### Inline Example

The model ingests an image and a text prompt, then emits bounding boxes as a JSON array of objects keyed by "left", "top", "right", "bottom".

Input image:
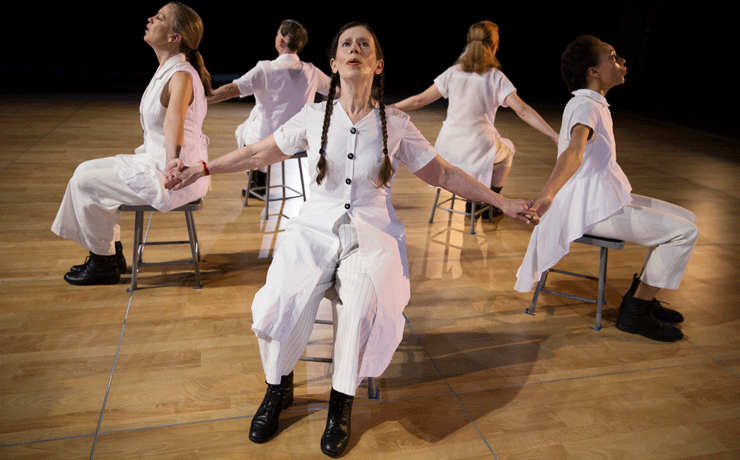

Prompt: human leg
[
  {"left": 251, "top": 274, "right": 336, "bottom": 443},
  {"left": 483, "top": 139, "right": 516, "bottom": 218},
  {"left": 321, "top": 217, "right": 378, "bottom": 457},
  {"left": 588, "top": 196, "right": 698, "bottom": 340},
  {"left": 52, "top": 157, "right": 147, "bottom": 284}
]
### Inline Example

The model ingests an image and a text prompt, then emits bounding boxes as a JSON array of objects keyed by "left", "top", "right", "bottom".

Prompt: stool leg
[
  {"left": 280, "top": 160, "right": 287, "bottom": 201},
  {"left": 594, "top": 247, "right": 608, "bottom": 331},
  {"left": 526, "top": 270, "right": 549, "bottom": 315},
  {"left": 184, "top": 211, "right": 202, "bottom": 288},
  {"left": 129, "top": 210, "right": 144, "bottom": 292},
  {"left": 469, "top": 201, "right": 476, "bottom": 235},
  {"left": 296, "top": 155, "right": 307, "bottom": 202},
  {"left": 264, "top": 164, "right": 272, "bottom": 221},
  {"left": 244, "top": 170, "right": 252, "bottom": 207},
  {"left": 429, "top": 188, "right": 441, "bottom": 223},
  {"left": 367, "top": 377, "right": 379, "bottom": 399}
]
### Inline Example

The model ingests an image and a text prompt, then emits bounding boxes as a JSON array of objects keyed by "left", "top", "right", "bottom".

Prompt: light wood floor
[{"left": 1, "top": 96, "right": 739, "bottom": 459}]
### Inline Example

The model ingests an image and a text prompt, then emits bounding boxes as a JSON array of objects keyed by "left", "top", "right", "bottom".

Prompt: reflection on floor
[{"left": 1, "top": 98, "right": 738, "bottom": 459}]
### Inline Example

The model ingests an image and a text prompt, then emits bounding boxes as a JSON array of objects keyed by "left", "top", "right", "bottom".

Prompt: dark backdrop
[{"left": 3, "top": 0, "right": 735, "bottom": 140}]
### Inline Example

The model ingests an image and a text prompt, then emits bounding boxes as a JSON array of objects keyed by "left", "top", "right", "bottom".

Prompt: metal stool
[
  {"left": 119, "top": 199, "right": 203, "bottom": 291},
  {"left": 525, "top": 234, "right": 625, "bottom": 330},
  {"left": 244, "top": 152, "right": 307, "bottom": 220},
  {"left": 299, "top": 318, "right": 379, "bottom": 400},
  {"left": 428, "top": 187, "right": 493, "bottom": 235}
]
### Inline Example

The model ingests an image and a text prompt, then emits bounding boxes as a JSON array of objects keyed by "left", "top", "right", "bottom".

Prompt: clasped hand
[{"left": 165, "top": 157, "right": 205, "bottom": 191}]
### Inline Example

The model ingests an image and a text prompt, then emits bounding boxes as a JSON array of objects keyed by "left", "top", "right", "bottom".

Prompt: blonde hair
[{"left": 457, "top": 21, "right": 501, "bottom": 74}]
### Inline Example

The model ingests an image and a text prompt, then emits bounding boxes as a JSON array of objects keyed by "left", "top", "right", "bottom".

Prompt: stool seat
[
  {"left": 525, "top": 234, "right": 625, "bottom": 330},
  {"left": 244, "top": 152, "right": 307, "bottom": 220},
  {"left": 120, "top": 199, "right": 203, "bottom": 291},
  {"left": 428, "top": 187, "right": 493, "bottom": 235}
]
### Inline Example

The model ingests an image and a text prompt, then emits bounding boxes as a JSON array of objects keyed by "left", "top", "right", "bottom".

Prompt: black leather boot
[
  {"left": 70, "top": 242, "right": 126, "bottom": 275},
  {"left": 620, "top": 273, "right": 684, "bottom": 324},
  {"left": 320, "top": 388, "right": 354, "bottom": 457},
  {"left": 249, "top": 372, "right": 294, "bottom": 443},
  {"left": 64, "top": 252, "right": 120, "bottom": 285},
  {"left": 616, "top": 293, "right": 683, "bottom": 342}
]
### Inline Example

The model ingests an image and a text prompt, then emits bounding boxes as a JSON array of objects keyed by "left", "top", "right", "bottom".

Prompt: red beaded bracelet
[{"left": 200, "top": 160, "right": 210, "bottom": 176}]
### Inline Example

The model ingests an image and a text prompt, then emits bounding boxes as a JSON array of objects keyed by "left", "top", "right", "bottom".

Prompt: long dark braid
[
  {"left": 375, "top": 72, "right": 394, "bottom": 188},
  {"left": 316, "top": 72, "right": 340, "bottom": 185}
]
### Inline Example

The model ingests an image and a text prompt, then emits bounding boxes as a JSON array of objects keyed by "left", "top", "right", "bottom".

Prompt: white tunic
[
  {"left": 117, "top": 53, "right": 210, "bottom": 212},
  {"left": 433, "top": 65, "right": 517, "bottom": 185},
  {"left": 251, "top": 101, "right": 437, "bottom": 377},
  {"left": 515, "top": 89, "right": 632, "bottom": 291},
  {"left": 233, "top": 54, "right": 332, "bottom": 146}
]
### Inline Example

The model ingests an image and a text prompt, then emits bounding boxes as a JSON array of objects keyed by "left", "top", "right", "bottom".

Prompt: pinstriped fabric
[{"left": 259, "top": 214, "right": 378, "bottom": 395}]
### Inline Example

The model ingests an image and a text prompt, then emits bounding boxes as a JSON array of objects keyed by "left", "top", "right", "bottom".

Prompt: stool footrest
[{"left": 526, "top": 235, "right": 625, "bottom": 330}]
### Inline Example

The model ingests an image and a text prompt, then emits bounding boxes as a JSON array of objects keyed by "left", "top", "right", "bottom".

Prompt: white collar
[
  {"left": 275, "top": 53, "right": 300, "bottom": 62},
  {"left": 572, "top": 88, "right": 609, "bottom": 107}
]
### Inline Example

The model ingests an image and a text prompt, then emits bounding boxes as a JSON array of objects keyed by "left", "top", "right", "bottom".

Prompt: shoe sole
[
  {"left": 64, "top": 275, "right": 121, "bottom": 286},
  {"left": 248, "top": 395, "right": 293, "bottom": 444},
  {"left": 615, "top": 321, "right": 683, "bottom": 342}
]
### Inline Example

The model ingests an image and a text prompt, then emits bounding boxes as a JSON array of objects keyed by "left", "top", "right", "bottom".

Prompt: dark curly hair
[{"left": 560, "top": 35, "right": 602, "bottom": 93}]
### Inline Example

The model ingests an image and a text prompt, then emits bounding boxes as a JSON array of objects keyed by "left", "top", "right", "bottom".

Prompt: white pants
[
  {"left": 52, "top": 157, "right": 150, "bottom": 255},
  {"left": 588, "top": 194, "right": 698, "bottom": 290},
  {"left": 258, "top": 214, "right": 378, "bottom": 396}
]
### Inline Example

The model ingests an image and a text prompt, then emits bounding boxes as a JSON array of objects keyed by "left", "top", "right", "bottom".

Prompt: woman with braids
[
  {"left": 168, "top": 22, "right": 536, "bottom": 457},
  {"left": 392, "top": 20, "right": 558, "bottom": 216},
  {"left": 516, "top": 35, "right": 698, "bottom": 342},
  {"left": 207, "top": 19, "right": 331, "bottom": 193},
  {"left": 52, "top": 2, "right": 212, "bottom": 286}
]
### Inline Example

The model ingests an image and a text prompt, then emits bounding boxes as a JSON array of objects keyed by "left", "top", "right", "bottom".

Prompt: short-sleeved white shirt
[
  {"left": 233, "top": 54, "right": 331, "bottom": 146},
  {"left": 433, "top": 65, "right": 516, "bottom": 185},
  {"left": 250, "top": 100, "right": 437, "bottom": 377},
  {"left": 515, "top": 89, "right": 632, "bottom": 291}
]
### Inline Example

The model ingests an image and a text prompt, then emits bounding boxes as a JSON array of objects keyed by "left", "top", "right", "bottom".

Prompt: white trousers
[
  {"left": 258, "top": 214, "right": 378, "bottom": 396},
  {"left": 52, "top": 156, "right": 150, "bottom": 255},
  {"left": 588, "top": 194, "right": 698, "bottom": 290}
]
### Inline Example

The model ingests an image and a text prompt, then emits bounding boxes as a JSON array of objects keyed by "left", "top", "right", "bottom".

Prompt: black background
[{"left": 3, "top": 1, "right": 735, "bottom": 140}]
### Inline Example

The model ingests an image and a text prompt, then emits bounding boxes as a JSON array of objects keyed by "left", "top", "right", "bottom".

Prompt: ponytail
[
  {"left": 169, "top": 2, "right": 213, "bottom": 95},
  {"left": 457, "top": 21, "right": 500, "bottom": 74}
]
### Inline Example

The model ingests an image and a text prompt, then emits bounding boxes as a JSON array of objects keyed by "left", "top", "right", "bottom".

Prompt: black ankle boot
[
  {"left": 616, "top": 293, "right": 683, "bottom": 342},
  {"left": 249, "top": 372, "right": 294, "bottom": 443},
  {"left": 320, "top": 388, "right": 354, "bottom": 457},
  {"left": 114, "top": 241, "right": 127, "bottom": 274},
  {"left": 70, "top": 242, "right": 126, "bottom": 275},
  {"left": 64, "top": 252, "right": 120, "bottom": 286},
  {"left": 620, "top": 274, "right": 684, "bottom": 324}
]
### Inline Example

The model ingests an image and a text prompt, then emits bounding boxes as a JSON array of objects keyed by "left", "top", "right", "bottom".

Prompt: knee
[{"left": 685, "top": 221, "right": 699, "bottom": 245}]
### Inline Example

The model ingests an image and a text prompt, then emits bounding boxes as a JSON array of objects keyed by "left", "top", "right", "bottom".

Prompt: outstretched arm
[
  {"left": 505, "top": 92, "right": 559, "bottom": 145},
  {"left": 207, "top": 82, "right": 241, "bottom": 104},
  {"left": 390, "top": 83, "right": 442, "bottom": 112},
  {"left": 166, "top": 134, "right": 290, "bottom": 190},
  {"left": 413, "top": 154, "right": 537, "bottom": 224},
  {"left": 530, "top": 123, "right": 591, "bottom": 216}
]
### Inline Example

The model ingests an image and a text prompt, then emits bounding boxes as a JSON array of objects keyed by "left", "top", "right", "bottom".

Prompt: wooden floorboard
[{"left": 1, "top": 97, "right": 738, "bottom": 459}]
